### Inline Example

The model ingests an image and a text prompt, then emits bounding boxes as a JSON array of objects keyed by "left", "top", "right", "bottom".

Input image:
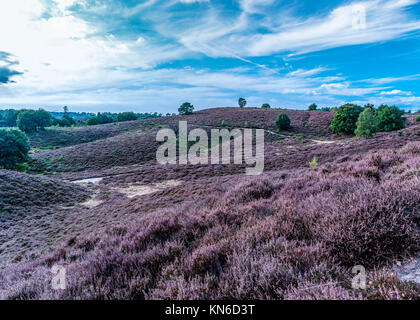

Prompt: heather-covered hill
[
  {"left": 0, "top": 170, "right": 90, "bottom": 216},
  {"left": 0, "top": 170, "right": 91, "bottom": 266},
  {"left": 1, "top": 142, "right": 419, "bottom": 300},
  {"left": 27, "top": 107, "right": 333, "bottom": 151},
  {"left": 152, "top": 107, "right": 334, "bottom": 135}
]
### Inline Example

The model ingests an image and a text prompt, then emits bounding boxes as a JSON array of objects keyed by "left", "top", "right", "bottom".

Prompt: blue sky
[{"left": 0, "top": 0, "right": 420, "bottom": 113}]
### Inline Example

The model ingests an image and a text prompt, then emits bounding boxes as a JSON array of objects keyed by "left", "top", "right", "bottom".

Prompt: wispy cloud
[{"left": 0, "top": 0, "right": 419, "bottom": 110}]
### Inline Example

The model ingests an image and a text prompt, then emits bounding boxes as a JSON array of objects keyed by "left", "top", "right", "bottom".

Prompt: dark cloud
[{"left": 0, "top": 51, "right": 23, "bottom": 84}]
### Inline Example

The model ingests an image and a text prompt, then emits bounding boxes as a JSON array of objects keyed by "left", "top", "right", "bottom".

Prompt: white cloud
[{"left": 380, "top": 89, "right": 412, "bottom": 95}]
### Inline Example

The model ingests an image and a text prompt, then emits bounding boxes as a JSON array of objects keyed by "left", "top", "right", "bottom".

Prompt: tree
[
  {"left": 275, "top": 113, "right": 291, "bottom": 130},
  {"left": 117, "top": 112, "right": 138, "bottom": 122},
  {"left": 355, "top": 108, "right": 376, "bottom": 138},
  {"left": 86, "top": 112, "right": 114, "bottom": 126},
  {"left": 4, "top": 109, "right": 20, "bottom": 127},
  {"left": 238, "top": 98, "right": 247, "bottom": 108},
  {"left": 261, "top": 103, "right": 271, "bottom": 109},
  {"left": 308, "top": 103, "right": 317, "bottom": 111},
  {"left": 330, "top": 104, "right": 363, "bottom": 134},
  {"left": 374, "top": 104, "right": 406, "bottom": 132},
  {"left": 0, "top": 129, "right": 30, "bottom": 169},
  {"left": 178, "top": 102, "right": 194, "bottom": 115},
  {"left": 17, "top": 109, "right": 53, "bottom": 133},
  {"left": 364, "top": 103, "right": 375, "bottom": 112}
]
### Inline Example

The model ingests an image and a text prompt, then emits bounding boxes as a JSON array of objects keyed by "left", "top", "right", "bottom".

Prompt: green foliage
[
  {"left": 221, "top": 120, "right": 225, "bottom": 127},
  {"left": 414, "top": 115, "right": 420, "bottom": 123},
  {"left": 374, "top": 104, "right": 406, "bottom": 132},
  {"left": 308, "top": 103, "right": 317, "bottom": 111},
  {"left": 309, "top": 156, "right": 318, "bottom": 168},
  {"left": 330, "top": 104, "right": 364, "bottom": 134},
  {"left": 117, "top": 112, "right": 138, "bottom": 122},
  {"left": 261, "top": 103, "right": 271, "bottom": 109},
  {"left": 355, "top": 108, "right": 376, "bottom": 138},
  {"left": 275, "top": 113, "right": 291, "bottom": 130},
  {"left": 86, "top": 112, "right": 115, "bottom": 126},
  {"left": 17, "top": 109, "right": 53, "bottom": 133},
  {"left": 319, "top": 107, "right": 332, "bottom": 112},
  {"left": 178, "top": 102, "right": 194, "bottom": 115},
  {"left": 4, "top": 109, "right": 21, "bottom": 127},
  {"left": 0, "top": 129, "right": 30, "bottom": 169},
  {"left": 364, "top": 103, "right": 375, "bottom": 111},
  {"left": 238, "top": 98, "right": 247, "bottom": 108}
]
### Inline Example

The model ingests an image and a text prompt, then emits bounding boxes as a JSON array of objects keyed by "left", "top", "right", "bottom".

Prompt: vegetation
[
  {"left": 308, "top": 103, "right": 317, "bottom": 111},
  {"left": 1, "top": 106, "right": 419, "bottom": 300},
  {"left": 330, "top": 104, "right": 364, "bottom": 134},
  {"left": 178, "top": 102, "right": 194, "bottom": 115},
  {"left": 415, "top": 115, "right": 420, "bottom": 123},
  {"left": 3, "top": 109, "right": 21, "bottom": 127},
  {"left": 275, "top": 113, "right": 291, "bottom": 130},
  {"left": 117, "top": 112, "right": 138, "bottom": 122},
  {"left": 17, "top": 109, "right": 53, "bottom": 133},
  {"left": 0, "top": 129, "right": 30, "bottom": 169},
  {"left": 261, "top": 103, "right": 271, "bottom": 109},
  {"left": 374, "top": 104, "right": 406, "bottom": 132},
  {"left": 86, "top": 113, "right": 115, "bottom": 126},
  {"left": 355, "top": 108, "right": 376, "bottom": 138},
  {"left": 309, "top": 156, "right": 318, "bottom": 168},
  {"left": 238, "top": 98, "right": 247, "bottom": 108}
]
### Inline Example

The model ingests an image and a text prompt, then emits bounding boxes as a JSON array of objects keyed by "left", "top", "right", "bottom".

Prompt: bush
[
  {"left": 0, "top": 129, "right": 30, "bottom": 169},
  {"left": 86, "top": 113, "right": 114, "bottom": 126},
  {"left": 53, "top": 114, "right": 75, "bottom": 127},
  {"left": 308, "top": 103, "right": 317, "bottom": 111},
  {"left": 374, "top": 105, "right": 406, "bottom": 132},
  {"left": 238, "top": 98, "right": 247, "bottom": 108},
  {"left": 117, "top": 112, "right": 138, "bottom": 122},
  {"left": 261, "top": 103, "right": 271, "bottom": 109},
  {"left": 275, "top": 113, "right": 291, "bottom": 130},
  {"left": 4, "top": 109, "right": 21, "bottom": 127},
  {"left": 355, "top": 108, "right": 376, "bottom": 138},
  {"left": 178, "top": 102, "right": 194, "bottom": 115},
  {"left": 330, "top": 104, "right": 363, "bottom": 134},
  {"left": 17, "top": 110, "right": 53, "bottom": 133},
  {"left": 415, "top": 116, "right": 420, "bottom": 123}
]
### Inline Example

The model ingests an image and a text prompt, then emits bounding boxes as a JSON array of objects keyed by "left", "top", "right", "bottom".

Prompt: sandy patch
[
  {"left": 73, "top": 177, "right": 104, "bottom": 184},
  {"left": 311, "top": 140, "right": 336, "bottom": 145},
  {"left": 81, "top": 199, "right": 104, "bottom": 208},
  {"left": 119, "top": 180, "right": 183, "bottom": 198}
]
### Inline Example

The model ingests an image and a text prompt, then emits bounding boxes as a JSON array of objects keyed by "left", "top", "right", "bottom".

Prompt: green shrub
[
  {"left": 117, "top": 112, "right": 138, "bottom": 122},
  {"left": 261, "top": 103, "right": 271, "bottom": 109},
  {"left": 374, "top": 104, "right": 406, "bottom": 132},
  {"left": 275, "top": 113, "right": 291, "bottom": 130},
  {"left": 178, "top": 102, "right": 194, "bottom": 115},
  {"left": 86, "top": 113, "right": 114, "bottom": 126},
  {"left": 355, "top": 108, "right": 376, "bottom": 138},
  {"left": 415, "top": 115, "right": 420, "bottom": 123},
  {"left": 221, "top": 120, "right": 225, "bottom": 127},
  {"left": 17, "top": 109, "right": 53, "bottom": 133},
  {"left": 309, "top": 156, "right": 318, "bottom": 168},
  {"left": 53, "top": 114, "right": 75, "bottom": 127},
  {"left": 238, "top": 98, "right": 247, "bottom": 108},
  {"left": 0, "top": 129, "right": 30, "bottom": 169},
  {"left": 330, "top": 104, "right": 363, "bottom": 134},
  {"left": 308, "top": 103, "right": 317, "bottom": 111},
  {"left": 4, "top": 109, "right": 21, "bottom": 127}
]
